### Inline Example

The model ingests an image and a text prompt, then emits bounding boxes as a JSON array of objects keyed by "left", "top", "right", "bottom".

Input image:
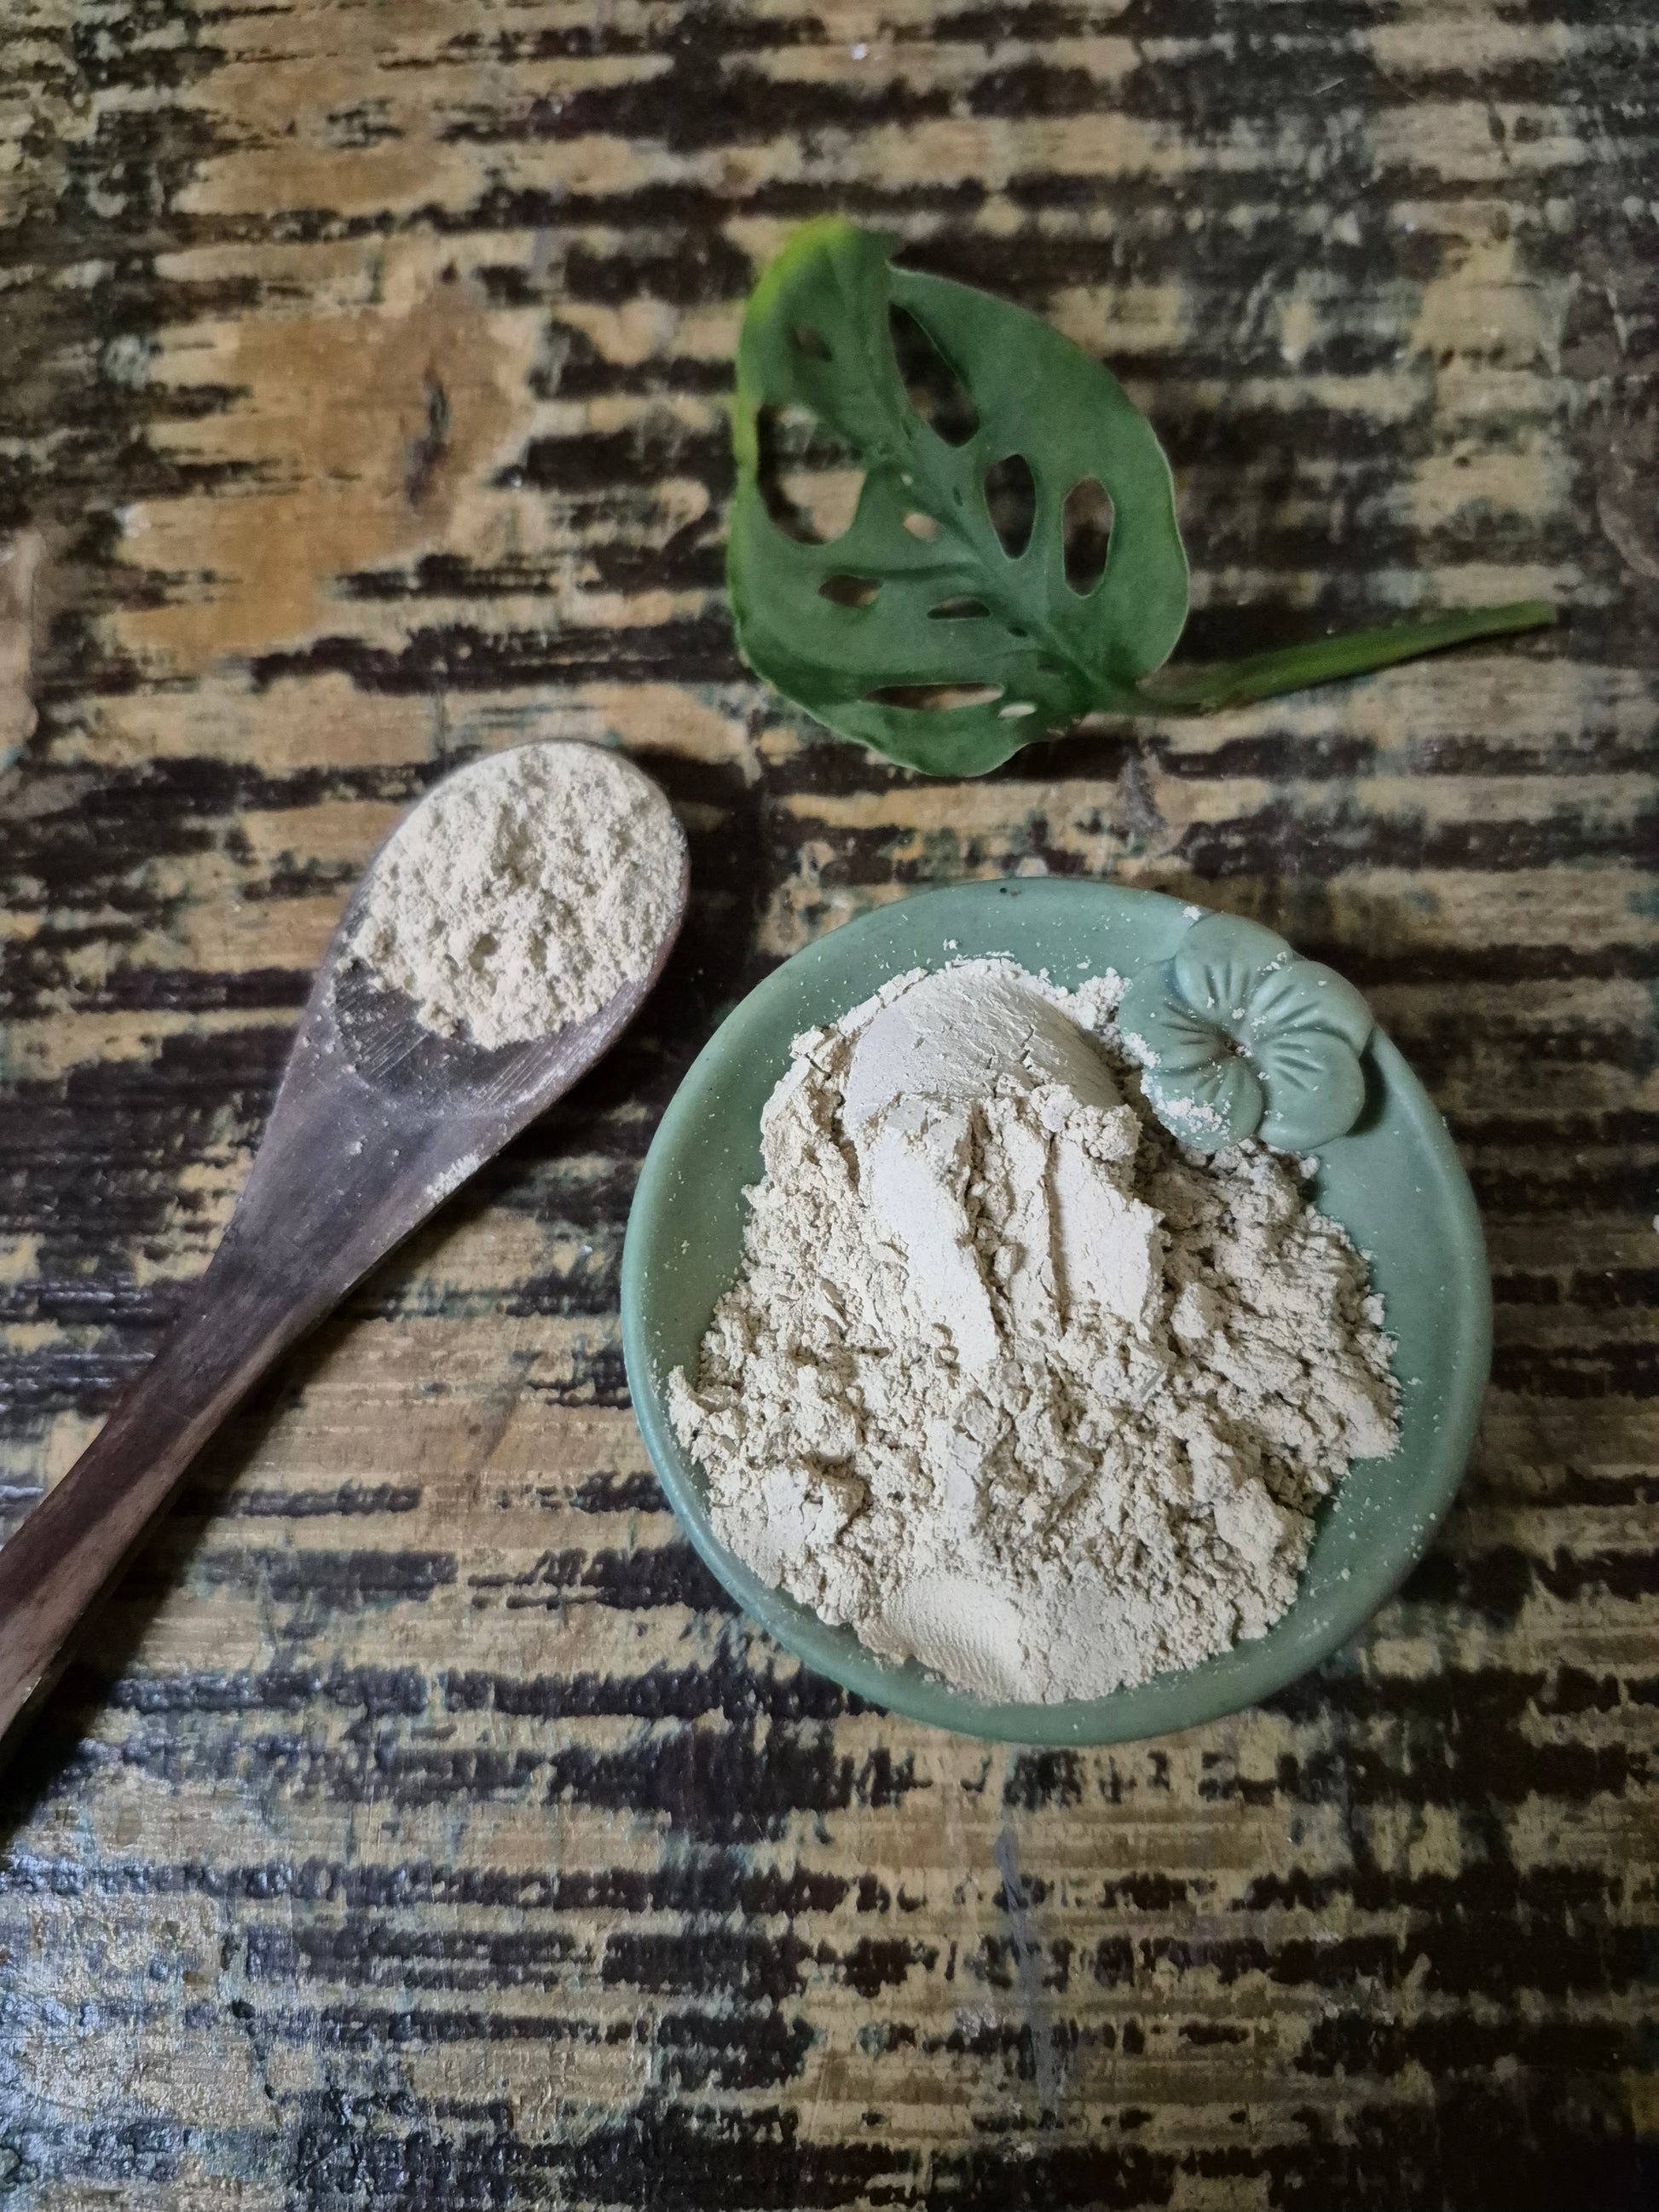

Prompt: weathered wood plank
[{"left": 1, "top": 0, "right": 1656, "bottom": 2204}]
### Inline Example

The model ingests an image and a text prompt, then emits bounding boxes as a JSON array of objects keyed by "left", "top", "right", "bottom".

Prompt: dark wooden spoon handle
[
  {"left": 0, "top": 1058, "right": 484, "bottom": 1756},
  {"left": 0, "top": 1250, "right": 315, "bottom": 1747},
  {"left": 0, "top": 1008, "right": 475, "bottom": 1756},
  {"left": 0, "top": 1013, "right": 592, "bottom": 1760}
]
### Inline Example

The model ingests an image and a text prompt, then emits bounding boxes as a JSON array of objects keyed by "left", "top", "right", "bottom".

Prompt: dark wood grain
[{"left": 0, "top": 2, "right": 1656, "bottom": 2208}]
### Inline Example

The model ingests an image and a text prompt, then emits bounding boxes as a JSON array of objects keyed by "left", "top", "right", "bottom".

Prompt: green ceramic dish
[{"left": 620, "top": 881, "right": 1490, "bottom": 1745}]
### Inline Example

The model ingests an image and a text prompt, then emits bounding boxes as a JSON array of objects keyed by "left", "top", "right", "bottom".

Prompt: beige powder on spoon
[{"left": 346, "top": 741, "right": 685, "bottom": 1048}]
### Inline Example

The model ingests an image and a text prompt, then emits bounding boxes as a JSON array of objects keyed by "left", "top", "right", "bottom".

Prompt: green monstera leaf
[
  {"left": 728, "top": 219, "right": 1554, "bottom": 776},
  {"left": 730, "top": 217, "right": 1189, "bottom": 772}
]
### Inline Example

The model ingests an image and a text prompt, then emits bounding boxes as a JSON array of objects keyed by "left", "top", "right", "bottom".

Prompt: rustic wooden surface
[{"left": 1, "top": 3, "right": 1656, "bottom": 2206}]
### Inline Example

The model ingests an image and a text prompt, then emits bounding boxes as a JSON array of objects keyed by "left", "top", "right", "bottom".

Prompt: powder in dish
[{"left": 668, "top": 959, "right": 1398, "bottom": 1704}]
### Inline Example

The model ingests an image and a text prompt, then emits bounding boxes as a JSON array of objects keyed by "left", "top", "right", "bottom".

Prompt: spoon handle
[
  {"left": 0, "top": 1244, "right": 327, "bottom": 1752},
  {"left": 0, "top": 1053, "right": 467, "bottom": 1760}
]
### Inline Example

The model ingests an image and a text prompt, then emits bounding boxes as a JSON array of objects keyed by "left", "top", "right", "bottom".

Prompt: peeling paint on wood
[{"left": 1, "top": 0, "right": 1656, "bottom": 2206}]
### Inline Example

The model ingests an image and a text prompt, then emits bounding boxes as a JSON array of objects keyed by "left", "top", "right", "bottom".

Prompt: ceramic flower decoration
[{"left": 1117, "top": 913, "right": 1374, "bottom": 1153}]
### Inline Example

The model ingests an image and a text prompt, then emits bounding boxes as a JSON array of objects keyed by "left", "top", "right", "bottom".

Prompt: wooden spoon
[{"left": 0, "top": 768, "right": 688, "bottom": 1762}]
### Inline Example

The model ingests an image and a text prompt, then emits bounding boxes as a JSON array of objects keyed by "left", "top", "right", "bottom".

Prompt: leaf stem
[{"left": 1138, "top": 600, "right": 1557, "bottom": 715}]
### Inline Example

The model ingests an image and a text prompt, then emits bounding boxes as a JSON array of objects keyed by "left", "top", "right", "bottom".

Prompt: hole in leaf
[
  {"left": 867, "top": 683, "right": 1003, "bottom": 711},
  {"left": 791, "top": 325, "right": 831, "bottom": 359},
  {"left": 984, "top": 453, "right": 1036, "bottom": 558},
  {"left": 998, "top": 701, "right": 1038, "bottom": 719},
  {"left": 819, "top": 574, "right": 880, "bottom": 609},
  {"left": 928, "top": 597, "right": 989, "bottom": 620},
  {"left": 1062, "top": 476, "right": 1114, "bottom": 594},
  {"left": 756, "top": 404, "right": 865, "bottom": 544},
  {"left": 888, "top": 305, "right": 979, "bottom": 445},
  {"left": 902, "top": 511, "right": 940, "bottom": 540}
]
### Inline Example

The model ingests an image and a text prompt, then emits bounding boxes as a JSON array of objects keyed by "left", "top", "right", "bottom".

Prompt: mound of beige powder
[
  {"left": 346, "top": 741, "right": 685, "bottom": 1049},
  {"left": 668, "top": 960, "right": 1397, "bottom": 1704}
]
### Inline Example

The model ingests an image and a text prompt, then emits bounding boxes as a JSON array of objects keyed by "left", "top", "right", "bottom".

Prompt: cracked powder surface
[{"left": 668, "top": 960, "right": 1398, "bottom": 1703}]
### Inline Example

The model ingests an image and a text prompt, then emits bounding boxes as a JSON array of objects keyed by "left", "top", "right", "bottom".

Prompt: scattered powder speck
[
  {"left": 668, "top": 958, "right": 1397, "bottom": 1703},
  {"left": 346, "top": 742, "right": 685, "bottom": 1048}
]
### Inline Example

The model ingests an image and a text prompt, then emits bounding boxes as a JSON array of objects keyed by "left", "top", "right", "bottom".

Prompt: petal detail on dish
[
  {"left": 1115, "top": 974, "right": 1228, "bottom": 1075},
  {"left": 1145, "top": 1054, "right": 1265, "bottom": 1152},
  {"left": 1171, "top": 913, "right": 1292, "bottom": 1034},
  {"left": 1252, "top": 1029, "right": 1368, "bottom": 1149},
  {"left": 1245, "top": 957, "right": 1373, "bottom": 1053}
]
